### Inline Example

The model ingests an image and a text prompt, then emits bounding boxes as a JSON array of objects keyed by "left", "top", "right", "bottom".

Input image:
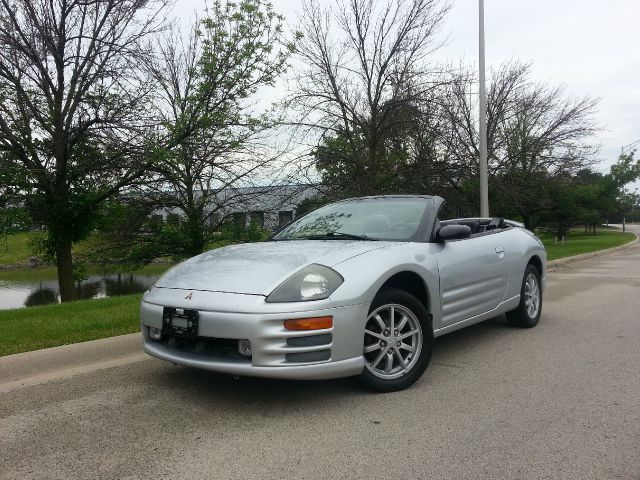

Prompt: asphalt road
[{"left": 2, "top": 230, "right": 639, "bottom": 480}]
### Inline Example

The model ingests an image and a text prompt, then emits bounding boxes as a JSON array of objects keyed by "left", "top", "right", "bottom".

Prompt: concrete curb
[
  {"left": 0, "top": 332, "right": 146, "bottom": 393},
  {"left": 547, "top": 232, "right": 639, "bottom": 271}
]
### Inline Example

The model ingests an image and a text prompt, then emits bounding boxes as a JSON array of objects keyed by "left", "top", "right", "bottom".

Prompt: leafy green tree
[
  {"left": 294, "top": 196, "right": 330, "bottom": 217},
  {"left": 91, "top": 0, "right": 296, "bottom": 265},
  {"left": 0, "top": 0, "right": 167, "bottom": 300},
  {"left": 544, "top": 178, "right": 580, "bottom": 239},
  {"left": 139, "top": 1, "right": 295, "bottom": 258},
  {"left": 598, "top": 152, "right": 640, "bottom": 222},
  {"left": 313, "top": 98, "right": 442, "bottom": 199},
  {"left": 538, "top": 153, "right": 640, "bottom": 237},
  {"left": 0, "top": 156, "right": 31, "bottom": 237}
]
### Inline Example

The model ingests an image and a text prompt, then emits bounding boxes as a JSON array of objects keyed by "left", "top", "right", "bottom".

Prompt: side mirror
[{"left": 437, "top": 224, "right": 472, "bottom": 242}]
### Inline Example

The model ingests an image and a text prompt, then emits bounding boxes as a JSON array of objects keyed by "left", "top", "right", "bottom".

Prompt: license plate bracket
[{"left": 162, "top": 307, "right": 199, "bottom": 338}]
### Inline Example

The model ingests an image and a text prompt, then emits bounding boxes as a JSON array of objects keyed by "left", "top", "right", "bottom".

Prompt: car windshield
[{"left": 272, "top": 198, "right": 430, "bottom": 241}]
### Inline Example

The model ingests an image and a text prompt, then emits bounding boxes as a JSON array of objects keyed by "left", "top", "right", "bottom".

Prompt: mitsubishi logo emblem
[{"left": 184, "top": 292, "right": 193, "bottom": 300}]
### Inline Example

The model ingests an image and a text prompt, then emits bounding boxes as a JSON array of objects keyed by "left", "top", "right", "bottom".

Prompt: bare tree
[
  {"left": 291, "top": 0, "right": 450, "bottom": 196},
  {"left": 438, "top": 62, "right": 599, "bottom": 223},
  {"left": 0, "top": 0, "right": 167, "bottom": 300}
]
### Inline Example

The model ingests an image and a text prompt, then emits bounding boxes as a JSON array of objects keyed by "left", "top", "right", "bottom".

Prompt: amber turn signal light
[{"left": 284, "top": 316, "right": 333, "bottom": 331}]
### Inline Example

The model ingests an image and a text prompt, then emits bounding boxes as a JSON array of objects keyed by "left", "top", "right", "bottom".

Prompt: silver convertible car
[{"left": 140, "top": 195, "right": 546, "bottom": 392}]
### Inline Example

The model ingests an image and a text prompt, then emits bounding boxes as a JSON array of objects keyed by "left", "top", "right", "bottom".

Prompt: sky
[{"left": 175, "top": 0, "right": 640, "bottom": 177}]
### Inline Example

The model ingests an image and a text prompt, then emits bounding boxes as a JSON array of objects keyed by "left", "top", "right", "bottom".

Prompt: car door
[{"left": 436, "top": 231, "right": 511, "bottom": 326}]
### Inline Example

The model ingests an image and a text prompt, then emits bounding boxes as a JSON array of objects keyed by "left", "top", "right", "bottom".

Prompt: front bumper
[
  {"left": 140, "top": 288, "right": 367, "bottom": 380},
  {"left": 143, "top": 342, "right": 363, "bottom": 380}
]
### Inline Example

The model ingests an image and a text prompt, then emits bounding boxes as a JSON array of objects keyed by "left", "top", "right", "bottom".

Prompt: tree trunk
[
  {"left": 556, "top": 223, "right": 567, "bottom": 240},
  {"left": 56, "top": 239, "right": 75, "bottom": 302},
  {"left": 185, "top": 210, "right": 206, "bottom": 257}
]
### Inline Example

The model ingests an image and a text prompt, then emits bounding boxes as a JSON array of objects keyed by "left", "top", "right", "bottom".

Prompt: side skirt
[{"left": 433, "top": 294, "right": 520, "bottom": 338}]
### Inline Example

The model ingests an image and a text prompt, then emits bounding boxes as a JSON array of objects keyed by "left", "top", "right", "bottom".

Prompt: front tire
[
  {"left": 358, "top": 289, "right": 433, "bottom": 392},
  {"left": 506, "top": 264, "right": 542, "bottom": 328}
]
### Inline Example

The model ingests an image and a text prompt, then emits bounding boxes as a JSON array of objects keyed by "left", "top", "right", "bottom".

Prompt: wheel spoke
[
  {"left": 399, "top": 342, "right": 415, "bottom": 353},
  {"left": 389, "top": 306, "right": 395, "bottom": 330},
  {"left": 394, "top": 349, "right": 406, "bottom": 371},
  {"left": 384, "top": 352, "right": 394, "bottom": 373},
  {"left": 374, "top": 314, "right": 386, "bottom": 331},
  {"left": 364, "top": 342, "right": 381, "bottom": 353},
  {"left": 396, "top": 314, "right": 408, "bottom": 332},
  {"left": 398, "top": 329, "right": 418, "bottom": 340},
  {"left": 365, "top": 329, "right": 385, "bottom": 340},
  {"left": 370, "top": 348, "right": 387, "bottom": 368}
]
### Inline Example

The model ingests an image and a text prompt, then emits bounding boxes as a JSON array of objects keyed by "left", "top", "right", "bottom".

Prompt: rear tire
[
  {"left": 506, "top": 264, "right": 542, "bottom": 328},
  {"left": 357, "top": 288, "right": 433, "bottom": 392}
]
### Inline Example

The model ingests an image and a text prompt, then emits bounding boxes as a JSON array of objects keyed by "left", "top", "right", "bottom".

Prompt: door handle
[{"left": 495, "top": 245, "right": 505, "bottom": 254}]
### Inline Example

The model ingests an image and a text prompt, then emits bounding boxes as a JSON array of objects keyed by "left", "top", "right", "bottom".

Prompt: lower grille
[
  {"left": 285, "top": 350, "right": 331, "bottom": 363},
  {"left": 158, "top": 336, "right": 250, "bottom": 363},
  {"left": 286, "top": 334, "right": 332, "bottom": 347}
]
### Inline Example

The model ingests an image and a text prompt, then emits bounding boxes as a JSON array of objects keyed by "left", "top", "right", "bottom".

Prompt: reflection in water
[
  {"left": 0, "top": 272, "right": 159, "bottom": 310},
  {"left": 24, "top": 287, "right": 58, "bottom": 307},
  {"left": 76, "top": 280, "right": 101, "bottom": 300},
  {"left": 105, "top": 273, "right": 148, "bottom": 296}
]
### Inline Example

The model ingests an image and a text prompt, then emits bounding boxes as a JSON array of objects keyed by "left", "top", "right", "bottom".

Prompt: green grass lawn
[
  {"left": 540, "top": 229, "right": 636, "bottom": 261},
  {"left": 0, "top": 231, "right": 99, "bottom": 266},
  {"left": 0, "top": 294, "right": 142, "bottom": 356},
  {"left": 0, "top": 232, "right": 36, "bottom": 265}
]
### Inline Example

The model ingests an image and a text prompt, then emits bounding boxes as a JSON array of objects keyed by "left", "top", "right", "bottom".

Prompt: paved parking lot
[{"left": 1, "top": 233, "right": 639, "bottom": 479}]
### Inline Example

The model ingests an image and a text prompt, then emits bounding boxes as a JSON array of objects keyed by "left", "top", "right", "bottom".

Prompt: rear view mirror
[{"left": 437, "top": 224, "right": 472, "bottom": 242}]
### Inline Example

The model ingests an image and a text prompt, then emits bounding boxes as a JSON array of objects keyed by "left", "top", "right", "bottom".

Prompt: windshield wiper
[{"left": 297, "top": 232, "right": 378, "bottom": 241}]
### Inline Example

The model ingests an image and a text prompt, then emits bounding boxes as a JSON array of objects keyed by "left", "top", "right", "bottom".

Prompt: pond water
[{"left": 0, "top": 270, "right": 162, "bottom": 310}]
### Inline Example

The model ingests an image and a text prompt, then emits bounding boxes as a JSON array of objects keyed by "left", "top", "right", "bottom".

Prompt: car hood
[{"left": 154, "top": 240, "right": 395, "bottom": 295}]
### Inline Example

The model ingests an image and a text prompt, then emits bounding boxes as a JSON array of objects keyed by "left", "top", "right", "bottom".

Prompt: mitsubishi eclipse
[{"left": 140, "top": 195, "right": 545, "bottom": 392}]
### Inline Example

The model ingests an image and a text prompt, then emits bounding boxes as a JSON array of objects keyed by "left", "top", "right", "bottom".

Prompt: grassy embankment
[
  {"left": 0, "top": 232, "right": 166, "bottom": 356},
  {"left": 539, "top": 228, "right": 635, "bottom": 261},
  {"left": 0, "top": 232, "right": 36, "bottom": 265},
  {"left": 0, "top": 227, "right": 636, "bottom": 357},
  {"left": 0, "top": 294, "right": 142, "bottom": 356},
  {"left": 0, "top": 231, "right": 104, "bottom": 267},
  {"left": 0, "top": 231, "right": 230, "bottom": 269}
]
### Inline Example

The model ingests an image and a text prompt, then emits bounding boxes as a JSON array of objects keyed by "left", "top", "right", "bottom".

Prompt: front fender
[{"left": 329, "top": 243, "right": 441, "bottom": 329}]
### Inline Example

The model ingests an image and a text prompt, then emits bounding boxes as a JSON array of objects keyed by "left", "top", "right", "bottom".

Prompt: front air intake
[
  {"left": 286, "top": 334, "right": 332, "bottom": 347},
  {"left": 285, "top": 350, "right": 331, "bottom": 363}
]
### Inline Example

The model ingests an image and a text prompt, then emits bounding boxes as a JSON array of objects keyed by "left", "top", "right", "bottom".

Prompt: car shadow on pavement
[
  {"left": 147, "top": 314, "right": 518, "bottom": 408},
  {"left": 433, "top": 315, "right": 511, "bottom": 350}
]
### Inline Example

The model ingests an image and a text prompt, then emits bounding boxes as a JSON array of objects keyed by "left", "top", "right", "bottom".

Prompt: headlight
[{"left": 266, "top": 264, "right": 344, "bottom": 303}]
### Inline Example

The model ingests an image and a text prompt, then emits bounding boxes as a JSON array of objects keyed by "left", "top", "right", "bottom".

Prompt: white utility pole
[{"left": 478, "top": 0, "right": 489, "bottom": 217}]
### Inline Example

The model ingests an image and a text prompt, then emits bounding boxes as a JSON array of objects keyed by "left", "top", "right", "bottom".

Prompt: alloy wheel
[
  {"left": 524, "top": 273, "right": 540, "bottom": 319},
  {"left": 363, "top": 304, "right": 423, "bottom": 380}
]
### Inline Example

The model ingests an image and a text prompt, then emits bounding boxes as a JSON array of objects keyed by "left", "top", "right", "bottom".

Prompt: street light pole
[{"left": 478, "top": 0, "right": 489, "bottom": 217}]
